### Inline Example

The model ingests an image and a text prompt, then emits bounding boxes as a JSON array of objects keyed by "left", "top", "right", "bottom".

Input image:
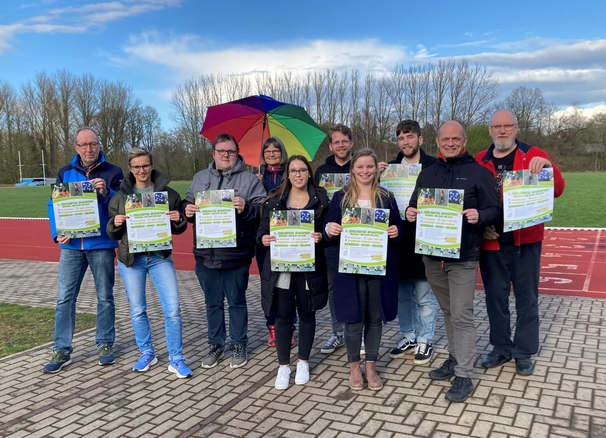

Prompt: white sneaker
[
  {"left": 275, "top": 366, "right": 291, "bottom": 390},
  {"left": 295, "top": 361, "right": 310, "bottom": 385}
]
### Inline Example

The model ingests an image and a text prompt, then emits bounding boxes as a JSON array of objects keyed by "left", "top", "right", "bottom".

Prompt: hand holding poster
[
  {"left": 415, "top": 188, "right": 464, "bottom": 259},
  {"left": 195, "top": 189, "right": 237, "bottom": 249},
  {"left": 502, "top": 168, "right": 554, "bottom": 231},
  {"left": 125, "top": 191, "right": 172, "bottom": 253},
  {"left": 270, "top": 210, "right": 315, "bottom": 272},
  {"left": 339, "top": 207, "right": 389, "bottom": 276},
  {"left": 51, "top": 181, "right": 101, "bottom": 238},
  {"left": 380, "top": 163, "right": 422, "bottom": 219},
  {"left": 318, "top": 173, "right": 349, "bottom": 200}
]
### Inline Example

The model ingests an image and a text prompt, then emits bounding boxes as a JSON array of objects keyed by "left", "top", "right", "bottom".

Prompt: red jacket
[{"left": 476, "top": 140, "right": 566, "bottom": 250}]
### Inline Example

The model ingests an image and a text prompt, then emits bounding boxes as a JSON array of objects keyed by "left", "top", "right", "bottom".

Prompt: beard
[{"left": 493, "top": 137, "right": 516, "bottom": 151}]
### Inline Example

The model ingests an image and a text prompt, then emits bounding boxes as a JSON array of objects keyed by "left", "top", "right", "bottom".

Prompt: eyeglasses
[
  {"left": 289, "top": 168, "right": 309, "bottom": 176},
  {"left": 130, "top": 164, "right": 152, "bottom": 172},
  {"left": 76, "top": 142, "right": 100, "bottom": 149},
  {"left": 213, "top": 149, "right": 238, "bottom": 156},
  {"left": 490, "top": 124, "right": 516, "bottom": 131},
  {"left": 331, "top": 140, "right": 350, "bottom": 146},
  {"left": 264, "top": 149, "right": 281, "bottom": 155}
]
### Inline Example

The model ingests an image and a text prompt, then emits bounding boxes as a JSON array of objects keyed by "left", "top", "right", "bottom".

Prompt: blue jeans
[
  {"left": 54, "top": 248, "right": 116, "bottom": 354},
  {"left": 325, "top": 245, "right": 344, "bottom": 335},
  {"left": 480, "top": 242, "right": 541, "bottom": 359},
  {"left": 118, "top": 255, "right": 184, "bottom": 361},
  {"left": 397, "top": 279, "right": 438, "bottom": 343},
  {"left": 194, "top": 263, "right": 249, "bottom": 346}
]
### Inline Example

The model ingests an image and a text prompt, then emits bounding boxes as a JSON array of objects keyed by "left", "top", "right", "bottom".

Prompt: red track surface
[{"left": 1, "top": 219, "right": 602, "bottom": 298}]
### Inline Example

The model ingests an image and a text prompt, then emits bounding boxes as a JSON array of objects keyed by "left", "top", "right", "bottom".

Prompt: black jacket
[
  {"left": 257, "top": 184, "right": 330, "bottom": 317},
  {"left": 389, "top": 148, "right": 438, "bottom": 280},
  {"left": 314, "top": 155, "right": 351, "bottom": 185},
  {"left": 107, "top": 170, "right": 187, "bottom": 267},
  {"left": 408, "top": 152, "right": 502, "bottom": 262}
]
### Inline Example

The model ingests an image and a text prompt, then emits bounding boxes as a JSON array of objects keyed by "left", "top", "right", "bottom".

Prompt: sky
[{"left": 1, "top": 0, "right": 606, "bottom": 129}]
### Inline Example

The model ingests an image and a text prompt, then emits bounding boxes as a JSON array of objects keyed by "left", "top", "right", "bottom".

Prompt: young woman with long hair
[{"left": 324, "top": 148, "right": 403, "bottom": 390}]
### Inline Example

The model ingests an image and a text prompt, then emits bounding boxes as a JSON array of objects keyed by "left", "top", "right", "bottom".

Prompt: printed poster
[
  {"left": 415, "top": 188, "right": 464, "bottom": 259},
  {"left": 51, "top": 181, "right": 101, "bottom": 238},
  {"left": 380, "top": 163, "right": 422, "bottom": 219},
  {"left": 318, "top": 173, "right": 349, "bottom": 200},
  {"left": 339, "top": 207, "right": 389, "bottom": 276},
  {"left": 125, "top": 191, "right": 172, "bottom": 253},
  {"left": 269, "top": 210, "right": 315, "bottom": 272},
  {"left": 503, "top": 168, "right": 555, "bottom": 231},
  {"left": 195, "top": 190, "right": 237, "bottom": 249}
]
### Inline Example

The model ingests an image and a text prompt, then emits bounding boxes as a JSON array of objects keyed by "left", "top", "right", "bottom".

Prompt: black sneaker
[
  {"left": 413, "top": 342, "right": 434, "bottom": 365},
  {"left": 428, "top": 354, "right": 457, "bottom": 380},
  {"left": 201, "top": 344, "right": 224, "bottom": 368},
  {"left": 98, "top": 345, "right": 115, "bottom": 366},
  {"left": 445, "top": 376, "right": 473, "bottom": 402},
  {"left": 389, "top": 337, "right": 416, "bottom": 359}
]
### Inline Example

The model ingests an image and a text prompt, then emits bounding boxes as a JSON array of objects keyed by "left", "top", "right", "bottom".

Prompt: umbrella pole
[{"left": 259, "top": 114, "right": 268, "bottom": 172}]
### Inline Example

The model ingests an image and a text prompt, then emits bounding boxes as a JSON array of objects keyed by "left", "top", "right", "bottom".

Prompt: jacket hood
[
  {"left": 392, "top": 147, "right": 433, "bottom": 165},
  {"left": 207, "top": 155, "right": 247, "bottom": 179}
]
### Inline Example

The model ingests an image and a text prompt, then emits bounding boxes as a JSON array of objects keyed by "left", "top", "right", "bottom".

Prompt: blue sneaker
[
  {"left": 42, "top": 351, "right": 72, "bottom": 374},
  {"left": 98, "top": 345, "right": 115, "bottom": 366},
  {"left": 168, "top": 359, "right": 192, "bottom": 379},
  {"left": 133, "top": 352, "right": 158, "bottom": 372}
]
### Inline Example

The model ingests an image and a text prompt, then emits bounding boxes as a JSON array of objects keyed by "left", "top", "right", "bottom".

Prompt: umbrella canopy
[{"left": 201, "top": 95, "right": 327, "bottom": 166}]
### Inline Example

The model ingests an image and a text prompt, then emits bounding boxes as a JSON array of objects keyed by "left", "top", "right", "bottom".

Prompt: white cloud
[
  {"left": 0, "top": 0, "right": 181, "bottom": 55},
  {"left": 119, "top": 33, "right": 408, "bottom": 79}
]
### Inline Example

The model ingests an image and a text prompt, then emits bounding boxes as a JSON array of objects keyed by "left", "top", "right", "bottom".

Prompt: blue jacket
[{"left": 47, "top": 151, "right": 124, "bottom": 250}]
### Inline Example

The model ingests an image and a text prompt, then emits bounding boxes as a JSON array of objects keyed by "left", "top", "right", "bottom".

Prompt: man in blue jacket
[{"left": 43, "top": 127, "right": 123, "bottom": 373}]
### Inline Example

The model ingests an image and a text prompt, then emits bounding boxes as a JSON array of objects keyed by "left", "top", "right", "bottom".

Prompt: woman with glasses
[
  {"left": 324, "top": 149, "right": 403, "bottom": 390},
  {"left": 255, "top": 137, "right": 296, "bottom": 348},
  {"left": 258, "top": 156, "right": 329, "bottom": 390},
  {"left": 107, "top": 148, "right": 192, "bottom": 378}
]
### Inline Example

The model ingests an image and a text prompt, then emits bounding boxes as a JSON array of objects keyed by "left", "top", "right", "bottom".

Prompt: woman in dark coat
[
  {"left": 257, "top": 156, "right": 329, "bottom": 390},
  {"left": 324, "top": 148, "right": 403, "bottom": 391}
]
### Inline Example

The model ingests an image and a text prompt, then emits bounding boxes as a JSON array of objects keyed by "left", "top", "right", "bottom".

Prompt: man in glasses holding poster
[{"left": 43, "top": 127, "right": 123, "bottom": 374}]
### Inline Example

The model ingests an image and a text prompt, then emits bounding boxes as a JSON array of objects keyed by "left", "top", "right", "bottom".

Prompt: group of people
[{"left": 42, "top": 108, "right": 565, "bottom": 403}]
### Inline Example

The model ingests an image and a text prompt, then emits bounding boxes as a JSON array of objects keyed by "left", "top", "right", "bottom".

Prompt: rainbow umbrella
[{"left": 201, "top": 95, "right": 327, "bottom": 165}]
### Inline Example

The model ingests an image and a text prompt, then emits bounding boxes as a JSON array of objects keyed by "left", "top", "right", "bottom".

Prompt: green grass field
[
  {"left": 1, "top": 173, "right": 604, "bottom": 227},
  {"left": 0, "top": 303, "right": 96, "bottom": 358}
]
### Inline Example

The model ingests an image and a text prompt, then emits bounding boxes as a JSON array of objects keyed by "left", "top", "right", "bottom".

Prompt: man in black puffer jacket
[{"left": 407, "top": 121, "right": 501, "bottom": 403}]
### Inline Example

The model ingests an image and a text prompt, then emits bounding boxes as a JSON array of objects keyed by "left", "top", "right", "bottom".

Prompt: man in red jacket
[{"left": 476, "top": 109, "right": 566, "bottom": 376}]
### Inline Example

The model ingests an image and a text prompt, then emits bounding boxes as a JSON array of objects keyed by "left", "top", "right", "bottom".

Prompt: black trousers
[{"left": 274, "top": 273, "right": 316, "bottom": 365}]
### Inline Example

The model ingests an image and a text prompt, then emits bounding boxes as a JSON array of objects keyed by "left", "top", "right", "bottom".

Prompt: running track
[{"left": 0, "top": 218, "right": 603, "bottom": 298}]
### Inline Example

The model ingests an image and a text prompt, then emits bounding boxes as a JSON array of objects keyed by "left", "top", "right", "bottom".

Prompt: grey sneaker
[
  {"left": 98, "top": 345, "right": 115, "bottom": 366},
  {"left": 320, "top": 334, "right": 344, "bottom": 354},
  {"left": 389, "top": 337, "right": 416, "bottom": 358},
  {"left": 230, "top": 344, "right": 247, "bottom": 368},
  {"left": 201, "top": 344, "right": 224, "bottom": 368}
]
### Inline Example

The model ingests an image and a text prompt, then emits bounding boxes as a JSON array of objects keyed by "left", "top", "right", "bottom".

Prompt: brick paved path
[{"left": 0, "top": 259, "right": 604, "bottom": 437}]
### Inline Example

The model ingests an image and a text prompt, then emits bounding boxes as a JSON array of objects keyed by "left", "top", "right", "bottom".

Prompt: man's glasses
[
  {"left": 214, "top": 149, "right": 238, "bottom": 156},
  {"left": 76, "top": 142, "right": 100, "bottom": 149},
  {"left": 130, "top": 164, "right": 152, "bottom": 173},
  {"left": 289, "top": 168, "right": 309, "bottom": 175},
  {"left": 331, "top": 140, "right": 350, "bottom": 146},
  {"left": 490, "top": 124, "right": 516, "bottom": 131}
]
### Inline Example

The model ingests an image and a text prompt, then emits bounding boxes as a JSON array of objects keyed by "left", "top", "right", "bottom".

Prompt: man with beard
[
  {"left": 380, "top": 120, "right": 439, "bottom": 366},
  {"left": 315, "top": 124, "right": 353, "bottom": 354},
  {"left": 476, "top": 109, "right": 566, "bottom": 376}
]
